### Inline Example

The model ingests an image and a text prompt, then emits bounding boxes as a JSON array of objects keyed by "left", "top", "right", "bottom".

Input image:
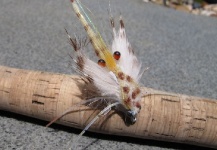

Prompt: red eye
[
  {"left": 98, "top": 59, "right": 106, "bottom": 67},
  {"left": 113, "top": 51, "right": 121, "bottom": 60}
]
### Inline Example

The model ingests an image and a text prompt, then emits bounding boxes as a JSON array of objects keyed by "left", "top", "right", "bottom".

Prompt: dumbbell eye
[
  {"left": 98, "top": 59, "right": 106, "bottom": 67},
  {"left": 113, "top": 51, "right": 121, "bottom": 60}
]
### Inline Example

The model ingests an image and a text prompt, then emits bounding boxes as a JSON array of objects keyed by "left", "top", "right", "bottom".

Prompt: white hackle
[
  {"left": 83, "top": 58, "right": 120, "bottom": 97},
  {"left": 111, "top": 18, "right": 142, "bottom": 82}
]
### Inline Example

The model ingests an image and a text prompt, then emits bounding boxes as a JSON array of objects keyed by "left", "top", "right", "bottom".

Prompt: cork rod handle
[{"left": 0, "top": 65, "right": 217, "bottom": 148}]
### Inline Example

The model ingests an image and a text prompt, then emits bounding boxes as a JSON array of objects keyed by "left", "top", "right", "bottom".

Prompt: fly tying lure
[{"left": 47, "top": 0, "right": 147, "bottom": 146}]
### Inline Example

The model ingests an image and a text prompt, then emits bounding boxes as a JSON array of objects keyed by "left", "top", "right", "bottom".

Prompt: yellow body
[{"left": 72, "top": 1, "right": 118, "bottom": 73}]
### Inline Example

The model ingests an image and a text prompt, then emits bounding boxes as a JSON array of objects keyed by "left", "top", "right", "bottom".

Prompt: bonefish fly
[{"left": 47, "top": 0, "right": 146, "bottom": 145}]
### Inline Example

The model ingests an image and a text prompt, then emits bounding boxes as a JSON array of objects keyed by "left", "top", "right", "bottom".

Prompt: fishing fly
[{"left": 47, "top": 0, "right": 146, "bottom": 148}]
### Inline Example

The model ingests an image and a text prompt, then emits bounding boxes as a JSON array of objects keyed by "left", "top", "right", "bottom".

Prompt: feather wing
[
  {"left": 66, "top": 30, "right": 120, "bottom": 100},
  {"left": 77, "top": 53, "right": 120, "bottom": 99},
  {"left": 111, "top": 18, "right": 142, "bottom": 82}
]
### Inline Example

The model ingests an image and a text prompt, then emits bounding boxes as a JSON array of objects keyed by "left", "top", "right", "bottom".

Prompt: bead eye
[
  {"left": 126, "top": 110, "right": 137, "bottom": 124},
  {"left": 113, "top": 51, "right": 121, "bottom": 60},
  {"left": 98, "top": 59, "right": 106, "bottom": 67}
]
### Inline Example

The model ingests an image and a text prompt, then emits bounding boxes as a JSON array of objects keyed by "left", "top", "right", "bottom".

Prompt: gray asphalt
[{"left": 0, "top": 0, "right": 217, "bottom": 149}]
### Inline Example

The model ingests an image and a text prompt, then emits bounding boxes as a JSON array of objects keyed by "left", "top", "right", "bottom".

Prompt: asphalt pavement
[{"left": 0, "top": 0, "right": 217, "bottom": 149}]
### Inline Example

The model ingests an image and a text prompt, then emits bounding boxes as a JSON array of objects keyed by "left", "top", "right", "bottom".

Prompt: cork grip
[{"left": 0, "top": 65, "right": 217, "bottom": 148}]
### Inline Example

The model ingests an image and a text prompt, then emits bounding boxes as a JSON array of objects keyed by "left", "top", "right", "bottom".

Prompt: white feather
[
  {"left": 75, "top": 51, "right": 120, "bottom": 100},
  {"left": 111, "top": 23, "right": 142, "bottom": 82}
]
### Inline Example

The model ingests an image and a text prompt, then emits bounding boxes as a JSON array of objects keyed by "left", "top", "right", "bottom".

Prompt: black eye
[
  {"left": 113, "top": 51, "right": 121, "bottom": 60},
  {"left": 126, "top": 110, "right": 136, "bottom": 124},
  {"left": 98, "top": 59, "right": 106, "bottom": 67}
]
